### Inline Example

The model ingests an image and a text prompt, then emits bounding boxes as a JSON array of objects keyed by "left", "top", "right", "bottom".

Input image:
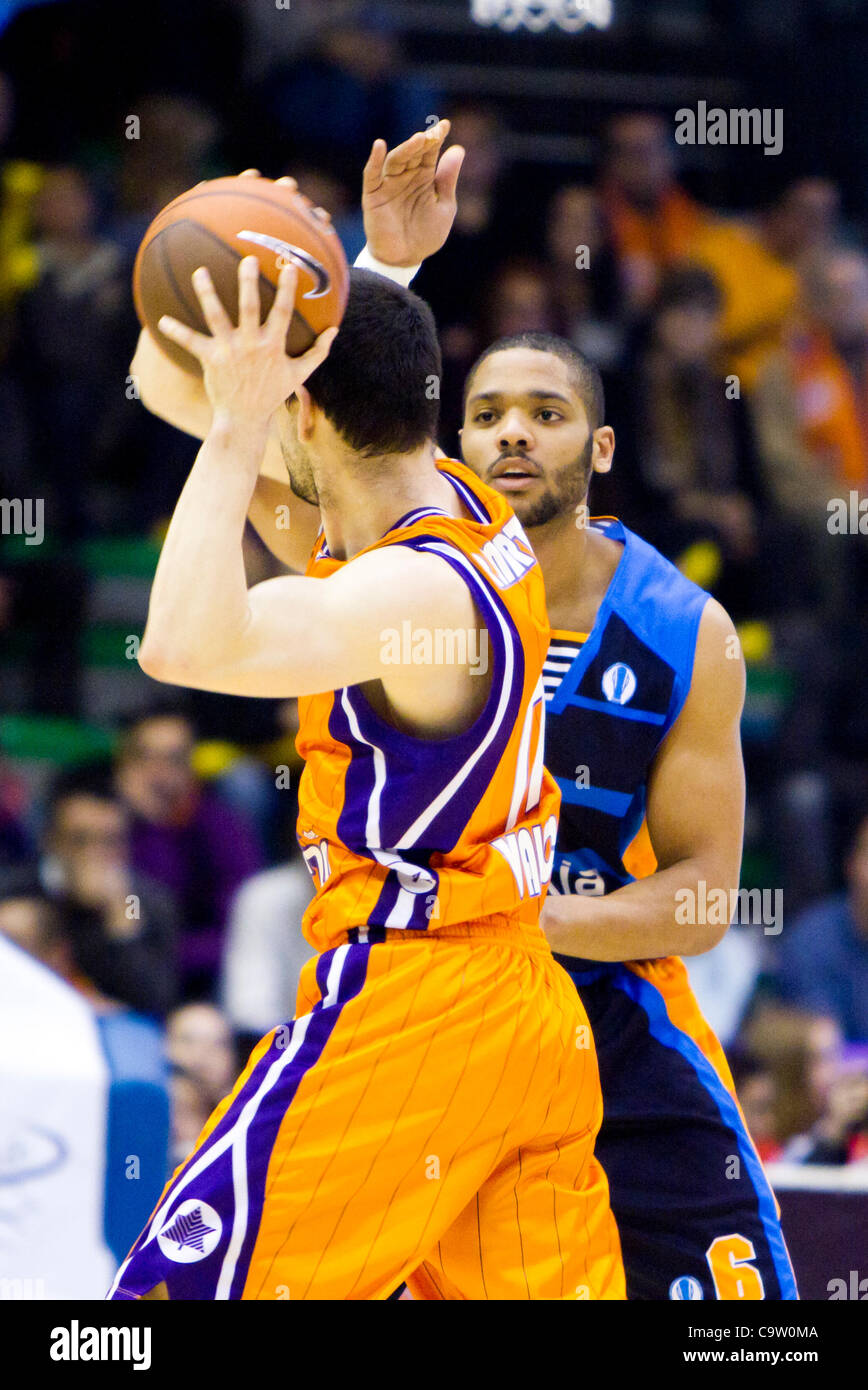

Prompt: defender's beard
[{"left": 517, "top": 436, "right": 594, "bottom": 530}]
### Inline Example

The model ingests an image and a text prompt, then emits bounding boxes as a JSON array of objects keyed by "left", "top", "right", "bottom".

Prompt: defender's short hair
[{"left": 464, "top": 332, "right": 605, "bottom": 431}]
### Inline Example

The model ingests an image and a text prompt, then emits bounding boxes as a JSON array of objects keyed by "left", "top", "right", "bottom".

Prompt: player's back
[{"left": 296, "top": 457, "right": 560, "bottom": 954}]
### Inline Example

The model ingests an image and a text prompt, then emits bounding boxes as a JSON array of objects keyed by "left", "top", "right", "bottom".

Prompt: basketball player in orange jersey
[
  {"left": 205, "top": 122, "right": 797, "bottom": 1301},
  {"left": 110, "top": 131, "right": 625, "bottom": 1300}
]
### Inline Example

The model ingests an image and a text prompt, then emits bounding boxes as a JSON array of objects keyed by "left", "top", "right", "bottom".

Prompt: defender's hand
[
  {"left": 362, "top": 118, "right": 464, "bottom": 268},
  {"left": 158, "top": 257, "right": 337, "bottom": 428}
]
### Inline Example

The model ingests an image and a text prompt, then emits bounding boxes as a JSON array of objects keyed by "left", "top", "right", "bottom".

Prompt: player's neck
[
  {"left": 316, "top": 443, "right": 455, "bottom": 560},
  {"left": 527, "top": 509, "right": 622, "bottom": 632}
]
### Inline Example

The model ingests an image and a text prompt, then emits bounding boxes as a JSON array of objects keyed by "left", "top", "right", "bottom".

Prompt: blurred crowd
[{"left": 0, "top": 1, "right": 867, "bottom": 1172}]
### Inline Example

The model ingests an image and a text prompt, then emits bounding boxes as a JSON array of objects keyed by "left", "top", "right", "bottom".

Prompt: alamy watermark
[
  {"left": 0, "top": 498, "right": 43, "bottom": 546},
  {"left": 675, "top": 880, "right": 782, "bottom": 935},
  {"left": 380, "top": 622, "right": 489, "bottom": 675},
  {"left": 675, "top": 102, "right": 783, "bottom": 157},
  {"left": 827, "top": 491, "right": 868, "bottom": 535}
]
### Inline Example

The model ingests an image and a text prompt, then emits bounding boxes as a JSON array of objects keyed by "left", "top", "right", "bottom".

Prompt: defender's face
[{"left": 461, "top": 348, "right": 594, "bottom": 529}]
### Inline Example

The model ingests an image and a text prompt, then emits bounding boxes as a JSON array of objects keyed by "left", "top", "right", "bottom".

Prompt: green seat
[
  {"left": 78, "top": 537, "right": 161, "bottom": 579},
  {"left": 0, "top": 713, "right": 115, "bottom": 764}
]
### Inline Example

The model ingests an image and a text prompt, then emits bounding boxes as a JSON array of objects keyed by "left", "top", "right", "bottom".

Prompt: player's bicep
[
  {"left": 645, "top": 600, "right": 746, "bottom": 876},
  {"left": 182, "top": 546, "right": 473, "bottom": 698}
]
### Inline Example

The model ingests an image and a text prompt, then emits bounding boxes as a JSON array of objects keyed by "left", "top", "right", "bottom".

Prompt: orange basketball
[{"left": 132, "top": 175, "right": 350, "bottom": 374}]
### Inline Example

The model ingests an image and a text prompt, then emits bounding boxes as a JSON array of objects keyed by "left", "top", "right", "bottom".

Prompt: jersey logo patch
[
  {"left": 669, "top": 1275, "right": 704, "bottom": 1300},
  {"left": 601, "top": 662, "right": 637, "bottom": 705},
  {"left": 157, "top": 1200, "right": 222, "bottom": 1263}
]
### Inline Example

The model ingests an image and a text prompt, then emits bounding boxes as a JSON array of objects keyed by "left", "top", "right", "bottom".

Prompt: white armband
[{"left": 353, "top": 243, "right": 421, "bottom": 287}]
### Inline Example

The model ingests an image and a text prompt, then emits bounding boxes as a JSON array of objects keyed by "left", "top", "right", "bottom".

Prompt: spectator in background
[
  {"left": 774, "top": 811, "right": 868, "bottom": 1042},
  {"left": 0, "top": 763, "right": 178, "bottom": 1017},
  {"left": 115, "top": 706, "right": 265, "bottom": 1000},
  {"left": 729, "top": 1050, "right": 783, "bottom": 1163},
  {"left": 761, "top": 177, "right": 841, "bottom": 269},
  {"left": 220, "top": 856, "right": 314, "bottom": 1059},
  {"left": 414, "top": 103, "right": 516, "bottom": 342},
  {"left": 616, "top": 265, "right": 795, "bottom": 621},
  {"left": 544, "top": 183, "right": 623, "bottom": 371},
  {"left": 167, "top": 1062, "right": 213, "bottom": 1171},
  {"left": 438, "top": 255, "right": 560, "bottom": 449},
  {"left": 0, "top": 890, "right": 76, "bottom": 981},
  {"left": 110, "top": 94, "right": 223, "bottom": 265},
  {"left": 600, "top": 111, "right": 798, "bottom": 388},
  {"left": 783, "top": 1055, "right": 868, "bottom": 1165},
  {"left": 744, "top": 1005, "right": 844, "bottom": 1148},
  {"left": 752, "top": 246, "right": 868, "bottom": 519},
  {"left": 166, "top": 1002, "right": 237, "bottom": 1107},
  {"left": 11, "top": 164, "right": 130, "bottom": 535},
  {"left": 479, "top": 257, "right": 560, "bottom": 342},
  {"left": 258, "top": 8, "right": 437, "bottom": 176}
]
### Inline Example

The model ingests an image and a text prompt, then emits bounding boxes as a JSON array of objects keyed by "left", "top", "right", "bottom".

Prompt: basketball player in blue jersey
[
  {"left": 339, "top": 124, "right": 798, "bottom": 1301},
  {"left": 455, "top": 333, "right": 798, "bottom": 1301}
]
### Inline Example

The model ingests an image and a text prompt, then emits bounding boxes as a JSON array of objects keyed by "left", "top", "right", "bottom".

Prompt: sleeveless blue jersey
[{"left": 544, "top": 518, "right": 709, "bottom": 902}]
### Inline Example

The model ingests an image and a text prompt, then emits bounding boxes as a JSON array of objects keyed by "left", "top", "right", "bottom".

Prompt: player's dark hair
[
  {"left": 464, "top": 332, "right": 605, "bottom": 432},
  {"left": 304, "top": 269, "right": 441, "bottom": 457}
]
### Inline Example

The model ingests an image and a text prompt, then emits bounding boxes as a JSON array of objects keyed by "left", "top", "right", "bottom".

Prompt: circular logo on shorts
[
  {"left": 157, "top": 1199, "right": 222, "bottom": 1263},
  {"left": 669, "top": 1275, "right": 704, "bottom": 1300},
  {"left": 602, "top": 662, "right": 637, "bottom": 705}
]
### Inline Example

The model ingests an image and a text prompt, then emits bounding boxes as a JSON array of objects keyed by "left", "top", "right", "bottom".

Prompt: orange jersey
[{"left": 295, "top": 457, "right": 560, "bottom": 953}]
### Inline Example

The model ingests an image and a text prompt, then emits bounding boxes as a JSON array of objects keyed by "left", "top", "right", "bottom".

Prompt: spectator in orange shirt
[
  {"left": 753, "top": 246, "right": 868, "bottom": 518},
  {"left": 600, "top": 111, "right": 798, "bottom": 388}
]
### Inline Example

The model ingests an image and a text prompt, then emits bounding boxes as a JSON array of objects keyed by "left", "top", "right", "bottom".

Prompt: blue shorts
[{"left": 562, "top": 955, "right": 798, "bottom": 1301}]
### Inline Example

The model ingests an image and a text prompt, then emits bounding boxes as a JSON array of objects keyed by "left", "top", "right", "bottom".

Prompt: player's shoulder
[
  {"left": 685, "top": 597, "right": 745, "bottom": 718},
  {"left": 605, "top": 520, "right": 709, "bottom": 659}
]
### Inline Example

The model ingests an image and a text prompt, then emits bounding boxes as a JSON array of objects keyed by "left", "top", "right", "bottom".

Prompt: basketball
[{"left": 132, "top": 175, "right": 350, "bottom": 374}]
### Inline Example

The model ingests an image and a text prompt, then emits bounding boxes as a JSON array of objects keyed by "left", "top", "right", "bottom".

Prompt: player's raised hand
[
  {"left": 362, "top": 118, "right": 465, "bottom": 268},
  {"left": 158, "top": 257, "right": 337, "bottom": 428}
]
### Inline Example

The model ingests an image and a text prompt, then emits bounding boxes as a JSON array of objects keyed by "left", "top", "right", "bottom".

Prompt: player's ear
[
  {"left": 295, "top": 384, "right": 316, "bottom": 440},
  {"left": 591, "top": 426, "right": 615, "bottom": 475}
]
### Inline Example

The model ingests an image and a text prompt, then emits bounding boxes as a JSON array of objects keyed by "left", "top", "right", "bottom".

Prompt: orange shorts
[{"left": 109, "top": 919, "right": 625, "bottom": 1301}]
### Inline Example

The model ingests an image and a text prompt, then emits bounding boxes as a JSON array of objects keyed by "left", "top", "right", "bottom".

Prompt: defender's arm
[{"left": 543, "top": 598, "right": 746, "bottom": 961}]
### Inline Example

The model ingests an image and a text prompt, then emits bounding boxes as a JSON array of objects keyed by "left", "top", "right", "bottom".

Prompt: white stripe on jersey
[
  {"left": 543, "top": 638, "right": 584, "bottom": 701},
  {"left": 340, "top": 688, "right": 387, "bottom": 849}
]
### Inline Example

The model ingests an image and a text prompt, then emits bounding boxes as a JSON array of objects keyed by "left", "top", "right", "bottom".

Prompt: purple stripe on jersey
[
  {"left": 327, "top": 687, "right": 377, "bottom": 852},
  {"left": 108, "top": 943, "right": 371, "bottom": 1301},
  {"left": 387, "top": 506, "right": 448, "bottom": 532},
  {"left": 440, "top": 468, "right": 491, "bottom": 522},
  {"left": 334, "top": 539, "right": 523, "bottom": 854},
  {"left": 370, "top": 871, "right": 402, "bottom": 925},
  {"left": 226, "top": 943, "right": 371, "bottom": 1299}
]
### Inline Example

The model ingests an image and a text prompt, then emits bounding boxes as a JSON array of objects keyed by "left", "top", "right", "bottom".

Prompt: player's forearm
[
  {"left": 139, "top": 412, "right": 268, "bottom": 681},
  {"left": 544, "top": 857, "right": 737, "bottom": 962},
  {"left": 132, "top": 329, "right": 313, "bottom": 565}
]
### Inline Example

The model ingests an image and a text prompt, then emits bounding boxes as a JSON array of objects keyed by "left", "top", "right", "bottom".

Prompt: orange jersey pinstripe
[{"left": 295, "top": 456, "right": 561, "bottom": 953}]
